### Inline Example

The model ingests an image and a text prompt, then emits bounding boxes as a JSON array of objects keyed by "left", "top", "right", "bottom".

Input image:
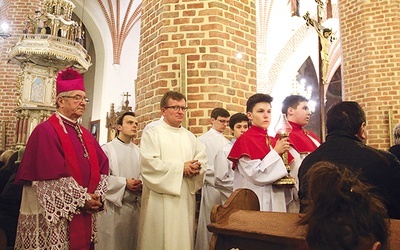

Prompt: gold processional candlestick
[{"left": 273, "top": 114, "right": 296, "bottom": 187}]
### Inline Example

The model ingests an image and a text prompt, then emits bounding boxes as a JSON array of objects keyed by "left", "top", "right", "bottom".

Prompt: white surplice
[
  {"left": 233, "top": 150, "right": 288, "bottom": 212},
  {"left": 195, "top": 128, "right": 229, "bottom": 250},
  {"left": 97, "top": 138, "right": 141, "bottom": 250},
  {"left": 214, "top": 139, "right": 235, "bottom": 204},
  {"left": 138, "top": 121, "right": 206, "bottom": 250}
]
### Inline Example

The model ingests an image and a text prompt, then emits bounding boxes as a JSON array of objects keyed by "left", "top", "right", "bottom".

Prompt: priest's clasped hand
[
  {"left": 126, "top": 178, "right": 143, "bottom": 193},
  {"left": 183, "top": 159, "right": 201, "bottom": 178}
]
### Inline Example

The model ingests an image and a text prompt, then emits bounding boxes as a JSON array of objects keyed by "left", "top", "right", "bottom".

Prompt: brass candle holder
[{"left": 273, "top": 114, "right": 296, "bottom": 187}]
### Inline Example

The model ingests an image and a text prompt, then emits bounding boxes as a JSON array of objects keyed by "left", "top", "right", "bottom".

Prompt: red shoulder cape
[
  {"left": 288, "top": 121, "right": 320, "bottom": 153},
  {"left": 228, "top": 125, "right": 277, "bottom": 170}
]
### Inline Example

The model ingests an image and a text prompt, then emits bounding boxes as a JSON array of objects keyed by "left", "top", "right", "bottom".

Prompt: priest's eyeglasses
[
  {"left": 63, "top": 95, "right": 90, "bottom": 103},
  {"left": 164, "top": 106, "right": 188, "bottom": 112}
]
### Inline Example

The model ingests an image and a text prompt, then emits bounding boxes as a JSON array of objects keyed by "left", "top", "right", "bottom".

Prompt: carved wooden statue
[{"left": 106, "top": 92, "right": 133, "bottom": 142}]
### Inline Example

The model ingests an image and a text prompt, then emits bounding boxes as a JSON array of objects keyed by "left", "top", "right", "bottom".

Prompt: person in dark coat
[
  {"left": 0, "top": 147, "right": 24, "bottom": 249},
  {"left": 389, "top": 123, "right": 400, "bottom": 160},
  {"left": 0, "top": 150, "right": 18, "bottom": 193},
  {"left": 298, "top": 101, "right": 400, "bottom": 219}
]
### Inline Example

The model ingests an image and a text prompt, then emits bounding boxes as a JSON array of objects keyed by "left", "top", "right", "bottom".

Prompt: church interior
[{"left": 1, "top": 0, "right": 400, "bottom": 249}]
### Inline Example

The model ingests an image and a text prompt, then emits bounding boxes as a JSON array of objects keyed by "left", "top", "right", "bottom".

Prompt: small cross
[
  {"left": 123, "top": 92, "right": 131, "bottom": 102},
  {"left": 122, "top": 92, "right": 132, "bottom": 112}
]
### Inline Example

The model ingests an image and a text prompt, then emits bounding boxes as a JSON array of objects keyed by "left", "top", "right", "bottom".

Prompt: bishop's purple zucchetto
[{"left": 56, "top": 68, "right": 85, "bottom": 95}]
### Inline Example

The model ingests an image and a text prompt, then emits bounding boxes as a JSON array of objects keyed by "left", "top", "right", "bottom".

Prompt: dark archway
[
  {"left": 297, "top": 57, "right": 320, "bottom": 137},
  {"left": 326, "top": 66, "right": 343, "bottom": 112}
]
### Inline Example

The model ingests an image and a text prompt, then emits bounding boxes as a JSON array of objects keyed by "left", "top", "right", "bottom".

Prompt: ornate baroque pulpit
[{"left": 8, "top": 0, "right": 91, "bottom": 147}]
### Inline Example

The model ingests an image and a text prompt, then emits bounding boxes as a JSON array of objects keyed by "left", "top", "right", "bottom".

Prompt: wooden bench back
[{"left": 208, "top": 188, "right": 400, "bottom": 250}]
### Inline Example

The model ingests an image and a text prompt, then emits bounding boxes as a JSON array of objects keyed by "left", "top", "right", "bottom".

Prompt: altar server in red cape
[
  {"left": 228, "top": 93, "right": 291, "bottom": 212},
  {"left": 280, "top": 95, "right": 320, "bottom": 212},
  {"left": 14, "top": 68, "right": 109, "bottom": 250}
]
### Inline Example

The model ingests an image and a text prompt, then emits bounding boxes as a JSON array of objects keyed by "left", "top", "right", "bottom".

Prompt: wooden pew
[{"left": 208, "top": 188, "right": 400, "bottom": 250}]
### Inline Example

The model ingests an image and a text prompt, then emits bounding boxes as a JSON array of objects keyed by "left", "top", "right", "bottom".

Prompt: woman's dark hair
[{"left": 298, "top": 161, "right": 389, "bottom": 250}]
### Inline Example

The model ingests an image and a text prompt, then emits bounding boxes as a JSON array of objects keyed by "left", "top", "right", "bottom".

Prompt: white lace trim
[{"left": 14, "top": 176, "right": 108, "bottom": 249}]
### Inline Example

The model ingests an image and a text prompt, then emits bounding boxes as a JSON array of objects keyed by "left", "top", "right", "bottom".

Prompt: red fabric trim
[
  {"left": 228, "top": 126, "right": 277, "bottom": 170},
  {"left": 48, "top": 114, "right": 83, "bottom": 185},
  {"left": 81, "top": 128, "right": 100, "bottom": 193},
  {"left": 69, "top": 212, "right": 93, "bottom": 250},
  {"left": 287, "top": 121, "right": 320, "bottom": 153}
]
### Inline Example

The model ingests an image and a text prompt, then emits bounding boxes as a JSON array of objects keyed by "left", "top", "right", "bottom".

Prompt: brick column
[
  {"left": 339, "top": 0, "right": 400, "bottom": 148},
  {"left": 135, "top": 0, "right": 257, "bottom": 136}
]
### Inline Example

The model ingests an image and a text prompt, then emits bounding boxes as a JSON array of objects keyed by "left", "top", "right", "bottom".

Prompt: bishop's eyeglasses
[{"left": 63, "top": 95, "right": 90, "bottom": 103}]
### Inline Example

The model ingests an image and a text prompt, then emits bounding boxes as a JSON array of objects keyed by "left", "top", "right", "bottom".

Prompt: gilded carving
[{"left": 8, "top": 0, "right": 89, "bottom": 146}]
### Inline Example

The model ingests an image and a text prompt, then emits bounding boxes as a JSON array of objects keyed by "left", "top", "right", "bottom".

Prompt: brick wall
[
  {"left": 135, "top": 0, "right": 257, "bottom": 137},
  {"left": 339, "top": 0, "right": 400, "bottom": 149},
  {"left": 0, "top": 0, "right": 43, "bottom": 150}
]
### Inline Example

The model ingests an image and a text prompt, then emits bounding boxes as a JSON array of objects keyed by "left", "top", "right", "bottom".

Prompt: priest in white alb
[{"left": 138, "top": 91, "right": 206, "bottom": 250}]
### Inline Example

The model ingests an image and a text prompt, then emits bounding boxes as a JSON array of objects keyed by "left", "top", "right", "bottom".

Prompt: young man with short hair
[
  {"left": 281, "top": 95, "right": 320, "bottom": 212},
  {"left": 97, "top": 111, "right": 142, "bottom": 250},
  {"left": 228, "top": 93, "right": 290, "bottom": 212},
  {"left": 214, "top": 113, "right": 250, "bottom": 204}
]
